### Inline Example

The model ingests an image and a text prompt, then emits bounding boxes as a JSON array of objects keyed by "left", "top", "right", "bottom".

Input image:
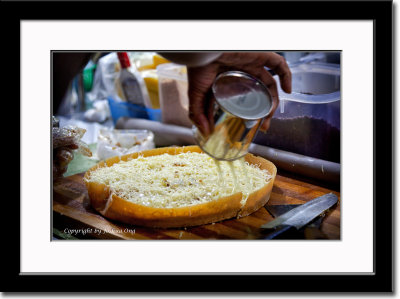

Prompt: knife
[
  {"left": 260, "top": 193, "right": 338, "bottom": 239},
  {"left": 266, "top": 204, "right": 324, "bottom": 229}
]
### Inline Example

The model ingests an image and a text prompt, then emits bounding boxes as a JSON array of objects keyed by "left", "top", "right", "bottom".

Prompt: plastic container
[
  {"left": 96, "top": 128, "right": 155, "bottom": 160},
  {"left": 132, "top": 54, "right": 172, "bottom": 109},
  {"left": 254, "top": 62, "right": 341, "bottom": 162},
  {"left": 157, "top": 63, "right": 193, "bottom": 128},
  {"left": 107, "top": 97, "right": 162, "bottom": 125},
  {"left": 141, "top": 69, "right": 161, "bottom": 109}
]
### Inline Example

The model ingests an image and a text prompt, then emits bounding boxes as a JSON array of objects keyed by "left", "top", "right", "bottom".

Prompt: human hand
[
  {"left": 186, "top": 52, "right": 292, "bottom": 137},
  {"left": 52, "top": 120, "right": 92, "bottom": 179}
]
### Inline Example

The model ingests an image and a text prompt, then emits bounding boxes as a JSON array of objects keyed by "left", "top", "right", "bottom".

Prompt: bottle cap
[{"left": 117, "top": 52, "right": 131, "bottom": 69}]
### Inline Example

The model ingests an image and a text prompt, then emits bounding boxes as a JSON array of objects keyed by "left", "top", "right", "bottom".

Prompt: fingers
[
  {"left": 188, "top": 90, "right": 211, "bottom": 137},
  {"left": 261, "top": 84, "right": 280, "bottom": 132},
  {"left": 262, "top": 53, "right": 292, "bottom": 94},
  {"left": 218, "top": 52, "right": 292, "bottom": 94},
  {"left": 53, "top": 148, "right": 74, "bottom": 179},
  {"left": 259, "top": 53, "right": 290, "bottom": 132},
  {"left": 186, "top": 52, "right": 291, "bottom": 136},
  {"left": 187, "top": 66, "right": 218, "bottom": 137},
  {"left": 244, "top": 53, "right": 289, "bottom": 133},
  {"left": 260, "top": 118, "right": 271, "bottom": 133},
  {"left": 189, "top": 108, "right": 211, "bottom": 137},
  {"left": 187, "top": 78, "right": 210, "bottom": 137},
  {"left": 56, "top": 148, "right": 74, "bottom": 169}
]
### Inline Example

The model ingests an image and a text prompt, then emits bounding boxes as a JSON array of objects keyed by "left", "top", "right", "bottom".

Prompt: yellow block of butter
[{"left": 142, "top": 71, "right": 160, "bottom": 109}]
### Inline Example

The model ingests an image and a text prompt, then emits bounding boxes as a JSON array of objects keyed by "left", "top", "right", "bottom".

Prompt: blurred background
[{"left": 53, "top": 51, "right": 340, "bottom": 189}]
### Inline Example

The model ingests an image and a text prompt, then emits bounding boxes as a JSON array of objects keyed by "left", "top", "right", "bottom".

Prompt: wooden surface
[{"left": 53, "top": 172, "right": 340, "bottom": 240}]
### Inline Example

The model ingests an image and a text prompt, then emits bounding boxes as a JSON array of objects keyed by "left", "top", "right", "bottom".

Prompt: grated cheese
[{"left": 85, "top": 152, "right": 272, "bottom": 208}]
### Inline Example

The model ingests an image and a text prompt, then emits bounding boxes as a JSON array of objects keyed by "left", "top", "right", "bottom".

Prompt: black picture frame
[{"left": 4, "top": 0, "right": 393, "bottom": 294}]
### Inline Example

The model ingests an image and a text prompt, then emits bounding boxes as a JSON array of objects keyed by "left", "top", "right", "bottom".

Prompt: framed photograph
[{"left": 7, "top": 0, "right": 393, "bottom": 293}]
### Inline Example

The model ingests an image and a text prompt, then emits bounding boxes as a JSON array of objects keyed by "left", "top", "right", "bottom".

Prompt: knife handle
[{"left": 261, "top": 225, "right": 296, "bottom": 240}]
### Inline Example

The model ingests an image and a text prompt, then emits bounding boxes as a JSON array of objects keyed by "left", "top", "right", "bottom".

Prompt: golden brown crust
[
  {"left": 238, "top": 154, "right": 277, "bottom": 217},
  {"left": 84, "top": 145, "right": 276, "bottom": 228}
]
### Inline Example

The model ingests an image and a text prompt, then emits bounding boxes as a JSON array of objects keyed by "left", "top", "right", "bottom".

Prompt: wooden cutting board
[{"left": 53, "top": 173, "right": 340, "bottom": 240}]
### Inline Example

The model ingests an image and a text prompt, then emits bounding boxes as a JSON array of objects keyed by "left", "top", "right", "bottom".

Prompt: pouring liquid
[
  {"left": 197, "top": 91, "right": 271, "bottom": 161},
  {"left": 195, "top": 71, "right": 272, "bottom": 162}
]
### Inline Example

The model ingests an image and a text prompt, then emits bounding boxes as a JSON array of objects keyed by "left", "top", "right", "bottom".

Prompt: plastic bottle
[{"left": 116, "top": 52, "right": 146, "bottom": 106}]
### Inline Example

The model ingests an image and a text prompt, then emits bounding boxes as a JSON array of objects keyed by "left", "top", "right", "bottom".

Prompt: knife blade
[
  {"left": 266, "top": 204, "right": 324, "bottom": 230},
  {"left": 260, "top": 193, "right": 338, "bottom": 239}
]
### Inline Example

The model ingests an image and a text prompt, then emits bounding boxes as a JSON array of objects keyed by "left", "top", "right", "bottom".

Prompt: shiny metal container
[{"left": 193, "top": 71, "right": 273, "bottom": 161}]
